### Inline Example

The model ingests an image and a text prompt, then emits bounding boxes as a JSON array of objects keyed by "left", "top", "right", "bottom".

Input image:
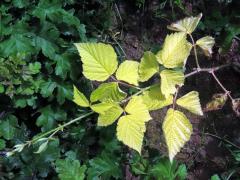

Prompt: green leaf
[
  {"left": 73, "top": 85, "right": 90, "bottom": 107},
  {"left": 163, "top": 109, "right": 192, "bottom": 162},
  {"left": 87, "top": 153, "right": 121, "bottom": 180},
  {"left": 0, "top": 34, "right": 35, "bottom": 56},
  {"left": 36, "top": 105, "right": 67, "bottom": 131},
  {"left": 116, "top": 60, "right": 139, "bottom": 86},
  {"left": 35, "top": 141, "right": 49, "bottom": 154},
  {"left": 142, "top": 85, "right": 173, "bottom": 110},
  {"left": 160, "top": 70, "right": 184, "bottom": 97},
  {"left": 75, "top": 43, "right": 118, "bottom": 81},
  {"left": 168, "top": 13, "right": 202, "bottom": 34},
  {"left": 139, "top": 51, "right": 159, "bottom": 82},
  {"left": 156, "top": 32, "right": 191, "bottom": 68},
  {"left": 55, "top": 54, "right": 71, "bottom": 79},
  {"left": 34, "top": 36, "right": 57, "bottom": 59},
  {"left": 117, "top": 115, "right": 146, "bottom": 154},
  {"left": 28, "top": 62, "right": 41, "bottom": 74},
  {"left": 125, "top": 96, "right": 152, "bottom": 122},
  {"left": 90, "top": 82, "right": 126, "bottom": 102},
  {"left": 176, "top": 91, "right": 203, "bottom": 115},
  {"left": 211, "top": 174, "right": 221, "bottom": 180},
  {"left": 56, "top": 158, "right": 86, "bottom": 180},
  {"left": 196, "top": 36, "right": 215, "bottom": 56},
  {"left": 0, "top": 84, "right": 5, "bottom": 93},
  {"left": 0, "top": 139, "right": 6, "bottom": 150},
  {"left": 0, "top": 115, "right": 18, "bottom": 140}
]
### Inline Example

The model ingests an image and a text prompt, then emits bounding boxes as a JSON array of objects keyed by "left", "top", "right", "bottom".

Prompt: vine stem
[
  {"left": 110, "top": 76, "right": 141, "bottom": 90},
  {"left": 28, "top": 111, "right": 94, "bottom": 145},
  {"left": 211, "top": 71, "right": 234, "bottom": 101},
  {"left": 189, "top": 33, "right": 200, "bottom": 69},
  {"left": 204, "top": 132, "right": 240, "bottom": 150}
]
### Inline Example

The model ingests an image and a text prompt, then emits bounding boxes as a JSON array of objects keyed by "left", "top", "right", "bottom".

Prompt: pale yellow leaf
[
  {"left": 160, "top": 70, "right": 184, "bottom": 97},
  {"left": 177, "top": 91, "right": 203, "bottom": 115},
  {"left": 116, "top": 60, "right": 139, "bottom": 86},
  {"left": 98, "top": 104, "right": 123, "bottom": 126},
  {"left": 90, "top": 101, "right": 113, "bottom": 114},
  {"left": 167, "top": 13, "right": 202, "bottom": 34},
  {"left": 196, "top": 36, "right": 215, "bottom": 56},
  {"left": 163, "top": 108, "right": 192, "bottom": 162},
  {"left": 139, "top": 51, "right": 159, "bottom": 82},
  {"left": 156, "top": 32, "right": 191, "bottom": 68},
  {"left": 117, "top": 115, "right": 146, "bottom": 153},
  {"left": 73, "top": 85, "right": 90, "bottom": 107},
  {"left": 74, "top": 43, "right": 118, "bottom": 81},
  {"left": 90, "top": 82, "right": 126, "bottom": 102},
  {"left": 125, "top": 96, "right": 152, "bottom": 122},
  {"left": 142, "top": 85, "right": 173, "bottom": 110}
]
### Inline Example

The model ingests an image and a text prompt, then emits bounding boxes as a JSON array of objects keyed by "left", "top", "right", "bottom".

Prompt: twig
[
  {"left": 172, "top": 86, "right": 180, "bottom": 109},
  {"left": 110, "top": 76, "right": 141, "bottom": 90},
  {"left": 189, "top": 34, "right": 200, "bottom": 69},
  {"left": 211, "top": 71, "right": 234, "bottom": 101},
  {"left": 185, "top": 64, "right": 231, "bottom": 78},
  {"left": 204, "top": 132, "right": 240, "bottom": 150}
]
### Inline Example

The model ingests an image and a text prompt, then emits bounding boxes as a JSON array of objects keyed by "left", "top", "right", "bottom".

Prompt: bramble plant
[{"left": 8, "top": 13, "right": 239, "bottom": 163}]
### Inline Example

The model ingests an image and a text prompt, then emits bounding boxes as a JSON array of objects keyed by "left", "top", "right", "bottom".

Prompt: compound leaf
[
  {"left": 167, "top": 13, "right": 202, "bottom": 34},
  {"left": 75, "top": 43, "right": 118, "bottom": 81},
  {"left": 117, "top": 115, "right": 146, "bottom": 154},
  {"left": 156, "top": 32, "right": 191, "bottom": 68},
  {"left": 73, "top": 85, "right": 90, "bottom": 107},
  {"left": 142, "top": 85, "right": 173, "bottom": 110},
  {"left": 160, "top": 70, "right": 184, "bottom": 97},
  {"left": 196, "top": 36, "right": 215, "bottom": 56},
  {"left": 116, "top": 60, "right": 139, "bottom": 86},
  {"left": 139, "top": 51, "right": 159, "bottom": 82},
  {"left": 90, "top": 82, "right": 126, "bottom": 102},
  {"left": 125, "top": 96, "right": 152, "bottom": 122},
  {"left": 163, "top": 109, "right": 192, "bottom": 162},
  {"left": 177, "top": 91, "right": 203, "bottom": 115}
]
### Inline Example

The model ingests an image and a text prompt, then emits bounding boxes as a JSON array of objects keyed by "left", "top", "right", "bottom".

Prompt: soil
[{"left": 111, "top": 1, "right": 240, "bottom": 179}]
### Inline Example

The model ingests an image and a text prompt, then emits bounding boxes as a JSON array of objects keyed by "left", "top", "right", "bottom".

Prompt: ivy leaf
[
  {"left": 116, "top": 60, "right": 139, "bottom": 86},
  {"left": 160, "top": 70, "right": 184, "bottom": 97},
  {"left": 167, "top": 13, "right": 202, "bottom": 34},
  {"left": 156, "top": 32, "right": 191, "bottom": 68},
  {"left": 139, "top": 51, "right": 159, "bottom": 82},
  {"left": 75, "top": 43, "right": 118, "bottom": 81},
  {"left": 55, "top": 158, "right": 86, "bottom": 180},
  {"left": 196, "top": 36, "right": 215, "bottom": 56},
  {"left": 87, "top": 153, "right": 121, "bottom": 180},
  {"left": 176, "top": 91, "right": 203, "bottom": 115},
  {"left": 163, "top": 109, "right": 192, "bottom": 162},
  {"left": 125, "top": 96, "right": 152, "bottom": 122},
  {"left": 90, "top": 82, "right": 126, "bottom": 102},
  {"left": 117, "top": 115, "right": 146, "bottom": 154},
  {"left": 73, "top": 85, "right": 90, "bottom": 107},
  {"left": 142, "top": 85, "right": 173, "bottom": 110}
]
